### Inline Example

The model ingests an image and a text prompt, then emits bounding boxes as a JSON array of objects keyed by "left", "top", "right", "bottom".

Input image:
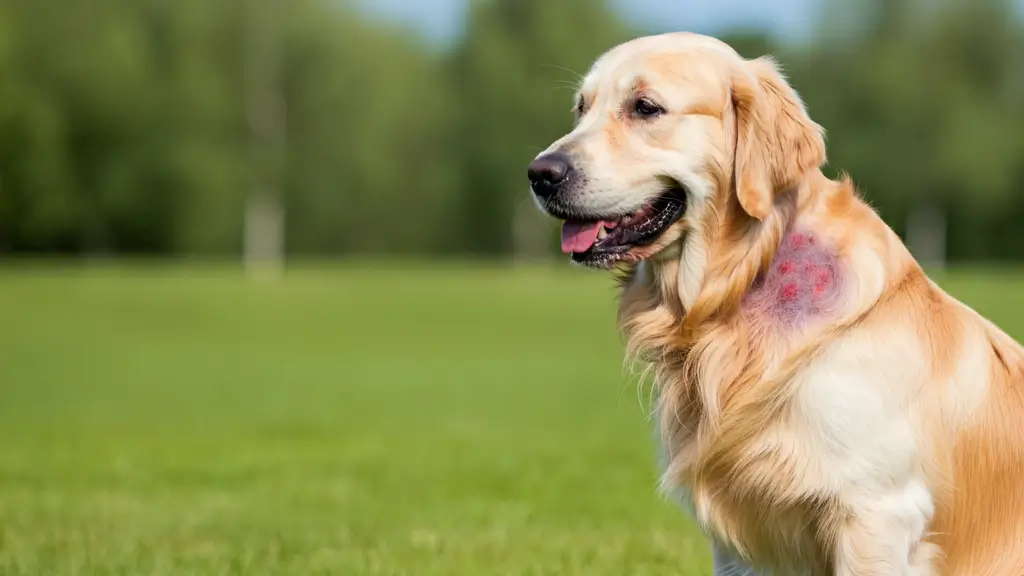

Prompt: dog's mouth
[{"left": 560, "top": 184, "right": 687, "bottom": 268}]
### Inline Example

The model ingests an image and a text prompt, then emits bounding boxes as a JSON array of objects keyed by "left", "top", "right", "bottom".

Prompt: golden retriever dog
[{"left": 527, "top": 32, "right": 1024, "bottom": 575}]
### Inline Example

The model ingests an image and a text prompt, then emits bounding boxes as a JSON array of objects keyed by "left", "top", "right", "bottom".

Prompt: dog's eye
[{"left": 634, "top": 97, "right": 664, "bottom": 118}]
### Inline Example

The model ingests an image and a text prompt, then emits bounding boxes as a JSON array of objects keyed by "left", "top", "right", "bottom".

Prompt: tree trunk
[
  {"left": 244, "top": 0, "right": 286, "bottom": 279},
  {"left": 512, "top": 198, "right": 553, "bottom": 266},
  {"left": 906, "top": 201, "right": 947, "bottom": 271}
]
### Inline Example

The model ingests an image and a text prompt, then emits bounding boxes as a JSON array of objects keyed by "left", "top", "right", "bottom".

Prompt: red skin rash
[{"left": 742, "top": 231, "right": 842, "bottom": 326}]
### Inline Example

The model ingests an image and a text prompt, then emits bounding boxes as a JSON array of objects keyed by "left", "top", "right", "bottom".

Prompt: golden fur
[{"left": 534, "top": 32, "right": 1024, "bottom": 574}]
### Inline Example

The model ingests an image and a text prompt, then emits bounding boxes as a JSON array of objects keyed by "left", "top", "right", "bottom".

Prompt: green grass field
[{"left": 3, "top": 263, "right": 1024, "bottom": 575}]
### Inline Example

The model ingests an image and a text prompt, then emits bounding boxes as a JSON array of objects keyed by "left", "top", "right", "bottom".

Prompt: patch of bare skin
[{"left": 743, "top": 230, "right": 843, "bottom": 326}]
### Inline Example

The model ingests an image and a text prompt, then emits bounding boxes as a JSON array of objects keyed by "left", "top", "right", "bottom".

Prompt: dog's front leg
[{"left": 833, "top": 513, "right": 938, "bottom": 576}]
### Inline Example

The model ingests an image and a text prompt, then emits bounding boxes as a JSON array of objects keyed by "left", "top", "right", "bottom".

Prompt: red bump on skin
[
  {"left": 813, "top": 271, "right": 831, "bottom": 295},
  {"left": 781, "top": 283, "right": 800, "bottom": 301},
  {"left": 779, "top": 260, "right": 795, "bottom": 274},
  {"left": 791, "top": 234, "right": 807, "bottom": 247}
]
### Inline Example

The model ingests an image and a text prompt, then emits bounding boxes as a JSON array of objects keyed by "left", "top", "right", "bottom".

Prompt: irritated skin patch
[{"left": 743, "top": 231, "right": 843, "bottom": 326}]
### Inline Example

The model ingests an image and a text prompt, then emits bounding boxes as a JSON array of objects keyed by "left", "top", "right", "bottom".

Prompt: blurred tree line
[{"left": 0, "top": 0, "right": 1021, "bottom": 263}]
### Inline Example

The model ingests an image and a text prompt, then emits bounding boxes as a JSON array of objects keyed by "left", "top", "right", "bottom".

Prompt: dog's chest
[{"left": 657, "top": 332, "right": 932, "bottom": 573}]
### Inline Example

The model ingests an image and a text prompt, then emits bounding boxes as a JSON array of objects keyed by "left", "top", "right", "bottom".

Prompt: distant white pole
[
  {"left": 906, "top": 201, "right": 947, "bottom": 271},
  {"left": 244, "top": 0, "right": 287, "bottom": 279}
]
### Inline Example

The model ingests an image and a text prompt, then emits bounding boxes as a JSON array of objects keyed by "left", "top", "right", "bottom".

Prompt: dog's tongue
[{"left": 561, "top": 220, "right": 607, "bottom": 254}]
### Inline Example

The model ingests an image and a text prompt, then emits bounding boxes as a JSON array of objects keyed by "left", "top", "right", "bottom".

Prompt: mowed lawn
[{"left": 2, "top": 263, "right": 1024, "bottom": 575}]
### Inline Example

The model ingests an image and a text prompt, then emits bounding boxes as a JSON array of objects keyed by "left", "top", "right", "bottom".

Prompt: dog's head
[{"left": 528, "top": 32, "right": 825, "bottom": 274}]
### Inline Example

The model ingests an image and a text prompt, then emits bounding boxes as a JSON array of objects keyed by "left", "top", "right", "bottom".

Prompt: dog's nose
[{"left": 527, "top": 153, "right": 573, "bottom": 198}]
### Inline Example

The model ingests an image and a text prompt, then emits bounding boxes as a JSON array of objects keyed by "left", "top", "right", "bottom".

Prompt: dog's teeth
[{"left": 597, "top": 227, "right": 608, "bottom": 240}]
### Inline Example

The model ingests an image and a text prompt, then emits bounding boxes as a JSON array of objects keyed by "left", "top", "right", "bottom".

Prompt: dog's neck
[
  {"left": 620, "top": 173, "right": 889, "bottom": 367},
  {"left": 689, "top": 171, "right": 851, "bottom": 330}
]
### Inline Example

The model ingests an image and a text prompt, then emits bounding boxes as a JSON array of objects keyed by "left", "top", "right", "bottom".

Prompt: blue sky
[
  {"left": 354, "top": 0, "right": 1024, "bottom": 45},
  {"left": 355, "top": 0, "right": 822, "bottom": 44}
]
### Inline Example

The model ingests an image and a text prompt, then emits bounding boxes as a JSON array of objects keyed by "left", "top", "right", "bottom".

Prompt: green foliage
[
  {"left": 0, "top": 0, "right": 1022, "bottom": 260},
  {"left": 283, "top": 1, "right": 455, "bottom": 255},
  {"left": 793, "top": 0, "right": 1024, "bottom": 258},
  {"left": 449, "top": 0, "right": 630, "bottom": 255}
]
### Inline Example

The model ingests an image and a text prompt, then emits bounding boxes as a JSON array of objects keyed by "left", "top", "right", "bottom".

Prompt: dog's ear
[{"left": 731, "top": 57, "right": 826, "bottom": 221}]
